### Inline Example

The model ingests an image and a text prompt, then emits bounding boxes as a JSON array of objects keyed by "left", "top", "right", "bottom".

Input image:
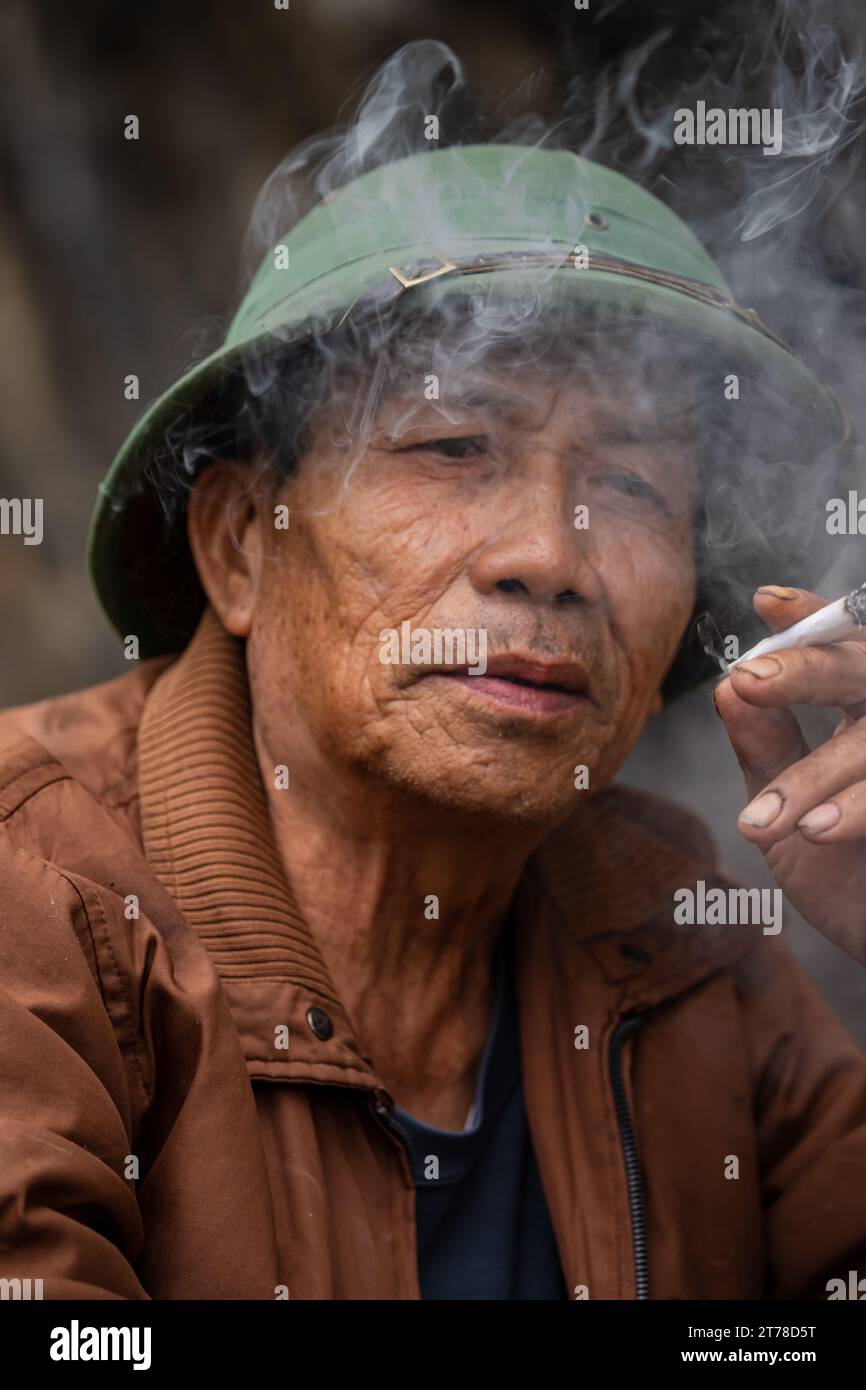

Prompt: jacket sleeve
[
  {"left": 0, "top": 832, "right": 150, "bottom": 1299},
  {"left": 736, "top": 934, "right": 866, "bottom": 1299}
]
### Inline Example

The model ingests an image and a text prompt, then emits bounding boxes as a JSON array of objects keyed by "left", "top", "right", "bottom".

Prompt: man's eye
[
  {"left": 610, "top": 425, "right": 650, "bottom": 444},
  {"left": 597, "top": 473, "right": 670, "bottom": 511},
  {"left": 417, "top": 436, "right": 487, "bottom": 459},
  {"left": 608, "top": 473, "right": 651, "bottom": 495}
]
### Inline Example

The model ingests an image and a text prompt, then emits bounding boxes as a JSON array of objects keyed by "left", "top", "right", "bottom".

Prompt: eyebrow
[
  {"left": 591, "top": 410, "right": 698, "bottom": 439},
  {"left": 424, "top": 385, "right": 528, "bottom": 422}
]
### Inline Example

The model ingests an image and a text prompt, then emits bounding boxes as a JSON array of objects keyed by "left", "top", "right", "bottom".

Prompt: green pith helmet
[{"left": 88, "top": 142, "right": 845, "bottom": 683}]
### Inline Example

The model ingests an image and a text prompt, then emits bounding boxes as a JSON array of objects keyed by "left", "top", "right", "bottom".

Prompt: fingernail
[
  {"left": 739, "top": 790, "right": 783, "bottom": 827},
  {"left": 757, "top": 586, "right": 798, "bottom": 600},
  {"left": 798, "top": 802, "right": 841, "bottom": 834},
  {"left": 736, "top": 657, "right": 782, "bottom": 680}
]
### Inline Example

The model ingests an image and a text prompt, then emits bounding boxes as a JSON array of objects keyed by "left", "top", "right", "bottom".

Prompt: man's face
[{"left": 243, "top": 357, "right": 698, "bottom": 825}]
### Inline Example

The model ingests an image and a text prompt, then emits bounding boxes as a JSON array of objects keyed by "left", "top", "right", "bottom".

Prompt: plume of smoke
[
  {"left": 240, "top": 40, "right": 477, "bottom": 284},
  {"left": 147, "top": 5, "right": 866, "bottom": 695}
]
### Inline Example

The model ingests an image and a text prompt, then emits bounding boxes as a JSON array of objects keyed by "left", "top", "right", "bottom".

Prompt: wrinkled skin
[
  {"left": 717, "top": 586, "right": 866, "bottom": 968},
  {"left": 188, "top": 367, "right": 698, "bottom": 1124}
]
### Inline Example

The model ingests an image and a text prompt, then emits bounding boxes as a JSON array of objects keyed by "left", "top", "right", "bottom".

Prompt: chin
[{"left": 367, "top": 744, "right": 584, "bottom": 828}]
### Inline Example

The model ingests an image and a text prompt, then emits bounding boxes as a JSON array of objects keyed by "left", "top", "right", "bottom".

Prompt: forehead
[
  {"left": 365, "top": 309, "right": 699, "bottom": 415},
  {"left": 374, "top": 352, "right": 697, "bottom": 434}
]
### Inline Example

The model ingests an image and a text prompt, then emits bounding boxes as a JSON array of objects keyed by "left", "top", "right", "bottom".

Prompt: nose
[{"left": 468, "top": 467, "right": 603, "bottom": 607}]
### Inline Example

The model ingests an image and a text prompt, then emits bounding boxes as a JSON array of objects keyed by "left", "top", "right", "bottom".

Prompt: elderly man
[{"left": 2, "top": 125, "right": 866, "bottom": 1302}]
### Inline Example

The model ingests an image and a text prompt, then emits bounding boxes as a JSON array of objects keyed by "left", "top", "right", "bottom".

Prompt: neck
[{"left": 252, "top": 722, "right": 544, "bottom": 1129}]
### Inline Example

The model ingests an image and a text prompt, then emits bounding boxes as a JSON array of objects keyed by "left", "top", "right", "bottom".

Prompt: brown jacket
[{"left": 1, "top": 607, "right": 866, "bottom": 1300}]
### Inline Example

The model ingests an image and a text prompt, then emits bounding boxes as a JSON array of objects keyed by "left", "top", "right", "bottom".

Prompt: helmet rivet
[{"left": 586, "top": 211, "right": 609, "bottom": 230}]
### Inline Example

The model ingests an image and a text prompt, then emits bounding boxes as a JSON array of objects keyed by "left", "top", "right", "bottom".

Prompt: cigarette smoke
[
  {"left": 144, "top": 0, "right": 866, "bottom": 1038},
  {"left": 149, "top": 0, "right": 866, "bottom": 695}
]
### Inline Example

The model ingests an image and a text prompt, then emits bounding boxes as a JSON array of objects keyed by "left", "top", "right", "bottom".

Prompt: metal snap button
[{"left": 306, "top": 1006, "right": 334, "bottom": 1040}]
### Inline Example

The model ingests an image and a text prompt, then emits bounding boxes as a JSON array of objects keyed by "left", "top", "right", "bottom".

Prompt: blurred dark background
[{"left": 1, "top": 0, "right": 865, "bottom": 1038}]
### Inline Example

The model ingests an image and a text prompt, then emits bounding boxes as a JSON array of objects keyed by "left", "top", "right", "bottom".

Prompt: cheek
[
  {"left": 606, "top": 523, "right": 696, "bottom": 682},
  {"left": 304, "top": 471, "right": 470, "bottom": 630},
  {"left": 254, "top": 474, "right": 466, "bottom": 695}
]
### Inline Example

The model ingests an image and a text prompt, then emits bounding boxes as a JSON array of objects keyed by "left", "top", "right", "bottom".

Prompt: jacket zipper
[
  {"left": 374, "top": 1022, "right": 650, "bottom": 1300},
  {"left": 608, "top": 1011, "right": 649, "bottom": 1300}
]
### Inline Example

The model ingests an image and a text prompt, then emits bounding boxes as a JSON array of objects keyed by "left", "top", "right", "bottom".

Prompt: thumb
[{"left": 713, "top": 673, "right": 808, "bottom": 802}]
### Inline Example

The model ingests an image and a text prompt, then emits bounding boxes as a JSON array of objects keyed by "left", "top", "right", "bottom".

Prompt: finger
[
  {"left": 833, "top": 713, "right": 856, "bottom": 737},
  {"left": 730, "top": 639, "right": 866, "bottom": 716},
  {"left": 733, "top": 716, "right": 866, "bottom": 845},
  {"left": 797, "top": 776, "right": 866, "bottom": 842},
  {"left": 752, "top": 585, "right": 829, "bottom": 634},
  {"left": 713, "top": 674, "right": 808, "bottom": 803}
]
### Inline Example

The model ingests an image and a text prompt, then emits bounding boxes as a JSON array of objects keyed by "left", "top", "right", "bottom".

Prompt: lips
[
  {"left": 432, "top": 654, "right": 593, "bottom": 716},
  {"left": 481, "top": 656, "right": 590, "bottom": 692}
]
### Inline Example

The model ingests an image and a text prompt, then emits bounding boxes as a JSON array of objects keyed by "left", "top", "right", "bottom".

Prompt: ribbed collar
[
  {"left": 136, "top": 605, "right": 753, "bottom": 1077},
  {"left": 138, "top": 604, "right": 343, "bottom": 1001}
]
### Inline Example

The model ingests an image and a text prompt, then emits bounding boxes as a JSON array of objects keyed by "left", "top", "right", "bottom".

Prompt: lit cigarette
[{"left": 729, "top": 581, "right": 866, "bottom": 669}]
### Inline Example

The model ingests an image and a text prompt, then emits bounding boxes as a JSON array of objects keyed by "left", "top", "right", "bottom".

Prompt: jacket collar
[
  {"left": 137, "top": 606, "right": 753, "bottom": 1082},
  {"left": 138, "top": 605, "right": 337, "bottom": 999}
]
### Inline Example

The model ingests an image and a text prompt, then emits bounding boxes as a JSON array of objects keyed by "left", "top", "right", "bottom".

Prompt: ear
[
  {"left": 187, "top": 461, "right": 266, "bottom": 638},
  {"left": 649, "top": 690, "right": 664, "bottom": 717}
]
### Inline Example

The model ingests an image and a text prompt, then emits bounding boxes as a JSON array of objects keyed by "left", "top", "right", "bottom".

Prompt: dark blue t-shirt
[{"left": 393, "top": 924, "right": 568, "bottom": 1300}]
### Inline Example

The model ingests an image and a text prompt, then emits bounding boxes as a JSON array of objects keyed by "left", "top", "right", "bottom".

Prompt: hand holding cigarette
[
  {"left": 713, "top": 583, "right": 866, "bottom": 967},
  {"left": 728, "top": 580, "right": 866, "bottom": 668}
]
